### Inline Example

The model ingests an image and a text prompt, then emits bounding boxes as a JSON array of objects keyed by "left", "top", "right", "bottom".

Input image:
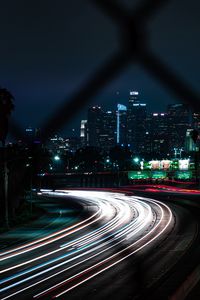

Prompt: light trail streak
[
  {"left": 0, "top": 191, "right": 173, "bottom": 300},
  {"left": 37, "top": 199, "right": 173, "bottom": 299},
  {"left": 0, "top": 199, "right": 150, "bottom": 288},
  {"left": 0, "top": 196, "right": 133, "bottom": 281},
  {"left": 0, "top": 197, "right": 108, "bottom": 271},
  {"left": 0, "top": 202, "right": 100, "bottom": 261}
]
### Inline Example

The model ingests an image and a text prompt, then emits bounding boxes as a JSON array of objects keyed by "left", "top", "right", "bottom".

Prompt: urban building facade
[
  {"left": 99, "top": 110, "right": 116, "bottom": 152},
  {"left": 117, "top": 104, "right": 127, "bottom": 145},
  {"left": 80, "top": 120, "right": 88, "bottom": 148},
  {"left": 43, "top": 91, "right": 199, "bottom": 157},
  {"left": 146, "top": 113, "right": 169, "bottom": 156},
  {"left": 127, "top": 91, "right": 147, "bottom": 153},
  {"left": 167, "top": 104, "right": 191, "bottom": 152},
  {"left": 87, "top": 106, "right": 103, "bottom": 148}
]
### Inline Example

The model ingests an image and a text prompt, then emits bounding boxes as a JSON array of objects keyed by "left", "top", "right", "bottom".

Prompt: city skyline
[
  {"left": 20, "top": 90, "right": 196, "bottom": 137},
  {"left": 20, "top": 92, "right": 198, "bottom": 161},
  {"left": 8, "top": 88, "right": 181, "bottom": 139},
  {"left": 0, "top": 0, "right": 200, "bottom": 136}
]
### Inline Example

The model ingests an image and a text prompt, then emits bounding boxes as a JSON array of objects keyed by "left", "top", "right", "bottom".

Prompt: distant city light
[
  {"left": 130, "top": 91, "right": 139, "bottom": 95},
  {"left": 133, "top": 157, "right": 139, "bottom": 163},
  {"left": 54, "top": 155, "right": 60, "bottom": 161}
]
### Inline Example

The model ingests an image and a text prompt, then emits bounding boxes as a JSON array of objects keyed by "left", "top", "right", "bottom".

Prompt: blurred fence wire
[{"left": 10, "top": 0, "right": 200, "bottom": 142}]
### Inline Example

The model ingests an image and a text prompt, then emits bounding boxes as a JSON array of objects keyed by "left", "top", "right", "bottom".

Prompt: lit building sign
[
  {"left": 26, "top": 128, "right": 33, "bottom": 132},
  {"left": 179, "top": 159, "right": 190, "bottom": 170},
  {"left": 149, "top": 160, "right": 160, "bottom": 170},
  {"left": 174, "top": 171, "right": 192, "bottom": 180},
  {"left": 152, "top": 171, "right": 167, "bottom": 179},
  {"left": 128, "top": 170, "right": 167, "bottom": 180},
  {"left": 130, "top": 91, "right": 139, "bottom": 96},
  {"left": 149, "top": 160, "right": 171, "bottom": 170},
  {"left": 160, "top": 160, "right": 171, "bottom": 169},
  {"left": 128, "top": 171, "right": 150, "bottom": 180}
]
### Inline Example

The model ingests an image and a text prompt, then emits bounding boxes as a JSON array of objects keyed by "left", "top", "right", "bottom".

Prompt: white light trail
[{"left": 0, "top": 191, "right": 174, "bottom": 300}]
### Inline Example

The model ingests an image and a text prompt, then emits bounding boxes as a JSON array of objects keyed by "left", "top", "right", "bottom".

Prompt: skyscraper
[
  {"left": 167, "top": 104, "right": 190, "bottom": 152},
  {"left": 80, "top": 120, "right": 88, "bottom": 147},
  {"left": 99, "top": 110, "right": 116, "bottom": 152},
  {"left": 127, "top": 91, "right": 147, "bottom": 153},
  {"left": 192, "top": 111, "right": 200, "bottom": 148},
  {"left": 193, "top": 112, "right": 200, "bottom": 131},
  {"left": 87, "top": 107, "right": 117, "bottom": 152},
  {"left": 117, "top": 104, "right": 127, "bottom": 145},
  {"left": 87, "top": 106, "right": 103, "bottom": 148},
  {"left": 25, "top": 126, "right": 34, "bottom": 144},
  {"left": 147, "top": 113, "right": 169, "bottom": 156},
  {"left": 185, "top": 129, "right": 196, "bottom": 152}
]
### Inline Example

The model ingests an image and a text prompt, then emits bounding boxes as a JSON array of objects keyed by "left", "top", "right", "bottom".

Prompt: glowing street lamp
[
  {"left": 54, "top": 155, "right": 60, "bottom": 161},
  {"left": 133, "top": 157, "right": 139, "bottom": 163}
]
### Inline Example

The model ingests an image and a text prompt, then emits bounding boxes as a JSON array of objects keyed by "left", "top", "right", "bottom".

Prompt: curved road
[{"left": 0, "top": 190, "right": 196, "bottom": 299}]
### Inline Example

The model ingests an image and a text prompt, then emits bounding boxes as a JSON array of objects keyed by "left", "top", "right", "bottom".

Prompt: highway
[{"left": 0, "top": 190, "right": 198, "bottom": 299}]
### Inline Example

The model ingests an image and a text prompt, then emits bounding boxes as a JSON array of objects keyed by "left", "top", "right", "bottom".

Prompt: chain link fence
[{"left": 8, "top": 0, "right": 199, "bottom": 142}]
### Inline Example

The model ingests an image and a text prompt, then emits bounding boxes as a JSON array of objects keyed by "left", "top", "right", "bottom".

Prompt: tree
[
  {"left": 0, "top": 87, "right": 15, "bottom": 146},
  {"left": 109, "top": 145, "right": 132, "bottom": 170},
  {"left": 74, "top": 147, "right": 103, "bottom": 171},
  {"left": 0, "top": 87, "right": 14, "bottom": 227}
]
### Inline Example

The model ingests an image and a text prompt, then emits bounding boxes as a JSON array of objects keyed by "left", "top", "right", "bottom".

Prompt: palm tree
[
  {"left": 0, "top": 87, "right": 15, "bottom": 146},
  {"left": 0, "top": 87, "right": 14, "bottom": 228}
]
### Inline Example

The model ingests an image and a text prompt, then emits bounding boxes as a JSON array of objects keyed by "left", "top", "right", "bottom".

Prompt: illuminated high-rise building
[
  {"left": 167, "top": 104, "right": 190, "bottom": 152},
  {"left": 116, "top": 104, "right": 127, "bottom": 145},
  {"left": 25, "top": 126, "right": 41, "bottom": 145},
  {"left": 25, "top": 126, "right": 34, "bottom": 144},
  {"left": 127, "top": 91, "right": 147, "bottom": 153},
  {"left": 193, "top": 112, "right": 200, "bottom": 130},
  {"left": 87, "top": 106, "right": 103, "bottom": 148},
  {"left": 146, "top": 113, "right": 169, "bottom": 156},
  {"left": 99, "top": 110, "right": 116, "bottom": 152},
  {"left": 80, "top": 120, "right": 88, "bottom": 147},
  {"left": 192, "top": 111, "right": 200, "bottom": 148},
  {"left": 185, "top": 129, "right": 196, "bottom": 152},
  {"left": 87, "top": 106, "right": 117, "bottom": 151}
]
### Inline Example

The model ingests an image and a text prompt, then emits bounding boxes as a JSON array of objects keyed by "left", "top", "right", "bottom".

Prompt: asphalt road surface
[{"left": 0, "top": 190, "right": 198, "bottom": 300}]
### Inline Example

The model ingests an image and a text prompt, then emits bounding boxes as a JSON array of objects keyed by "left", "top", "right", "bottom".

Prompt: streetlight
[
  {"left": 133, "top": 157, "right": 139, "bottom": 163},
  {"left": 54, "top": 155, "right": 60, "bottom": 161}
]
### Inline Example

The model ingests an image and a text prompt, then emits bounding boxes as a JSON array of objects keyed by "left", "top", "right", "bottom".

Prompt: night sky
[{"left": 0, "top": 0, "right": 200, "bottom": 136}]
